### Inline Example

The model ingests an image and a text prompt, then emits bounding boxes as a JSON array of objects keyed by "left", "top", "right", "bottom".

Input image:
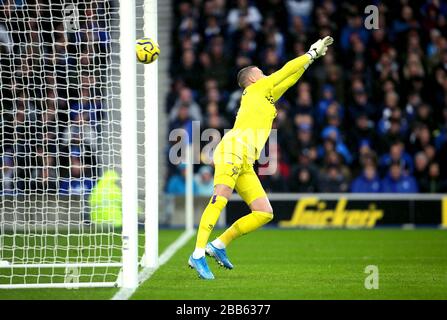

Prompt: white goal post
[{"left": 0, "top": 0, "right": 164, "bottom": 289}]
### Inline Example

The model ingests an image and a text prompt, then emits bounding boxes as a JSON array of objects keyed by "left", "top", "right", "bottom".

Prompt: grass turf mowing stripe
[
  {"left": 112, "top": 229, "right": 194, "bottom": 300},
  {"left": 0, "top": 230, "right": 183, "bottom": 300},
  {"left": 130, "top": 229, "right": 447, "bottom": 300},
  {"left": 1, "top": 229, "right": 445, "bottom": 299}
]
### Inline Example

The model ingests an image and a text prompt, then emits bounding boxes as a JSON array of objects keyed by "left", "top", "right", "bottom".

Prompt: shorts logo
[
  {"left": 231, "top": 166, "right": 240, "bottom": 177},
  {"left": 211, "top": 195, "right": 217, "bottom": 204}
]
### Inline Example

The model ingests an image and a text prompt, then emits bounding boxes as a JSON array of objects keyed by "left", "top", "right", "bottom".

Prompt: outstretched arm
[
  {"left": 266, "top": 54, "right": 311, "bottom": 88},
  {"left": 272, "top": 65, "right": 307, "bottom": 101},
  {"left": 256, "top": 36, "right": 334, "bottom": 93}
]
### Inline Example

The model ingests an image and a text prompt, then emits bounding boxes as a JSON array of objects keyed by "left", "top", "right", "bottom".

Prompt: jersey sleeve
[
  {"left": 249, "top": 53, "right": 311, "bottom": 95},
  {"left": 261, "top": 54, "right": 311, "bottom": 88},
  {"left": 272, "top": 67, "right": 306, "bottom": 101}
]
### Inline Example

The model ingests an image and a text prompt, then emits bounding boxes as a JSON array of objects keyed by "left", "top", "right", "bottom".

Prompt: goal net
[{"left": 0, "top": 0, "right": 155, "bottom": 289}]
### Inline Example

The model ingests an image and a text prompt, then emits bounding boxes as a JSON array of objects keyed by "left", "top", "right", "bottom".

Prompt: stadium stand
[
  {"left": 166, "top": 0, "right": 447, "bottom": 194},
  {"left": 1, "top": 0, "right": 446, "bottom": 195}
]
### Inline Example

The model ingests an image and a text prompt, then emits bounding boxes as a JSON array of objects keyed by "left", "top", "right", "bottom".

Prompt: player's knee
[
  {"left": 252, "top": 211, "right": 274, "bottom": 224},
  {"left": 263, "top": 211, "right": 274, "bottom": 222},
  {"left": 250, "top": 198, "right": 273, "bottom": 214},
  {"left": 214, "top": 184, "right": 233, "bottom": 199},
  {"left": 263, "top": 204, "right": 273, "bottom": 215}
]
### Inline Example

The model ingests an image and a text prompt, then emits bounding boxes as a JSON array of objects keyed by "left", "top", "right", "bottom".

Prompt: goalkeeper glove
[{"left": 306, "top": 36, "right": 334, "bottom": 61}]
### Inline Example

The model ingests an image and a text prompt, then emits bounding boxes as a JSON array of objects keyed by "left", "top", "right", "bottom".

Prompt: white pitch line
[{"left": 112, "top": 229, "right": 194, "bottom": 300}]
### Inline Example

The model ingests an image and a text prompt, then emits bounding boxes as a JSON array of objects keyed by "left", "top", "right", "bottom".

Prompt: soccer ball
[{"left": 136, "top": 37, "right": 160, "bottom": 64}]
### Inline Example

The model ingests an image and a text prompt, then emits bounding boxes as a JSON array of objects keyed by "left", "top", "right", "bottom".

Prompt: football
[{"left": 136, "top": 37, "right": 160, "bottom": 64}]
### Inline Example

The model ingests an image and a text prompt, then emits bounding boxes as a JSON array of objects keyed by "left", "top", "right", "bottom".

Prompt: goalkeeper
[{"left": 188, "top": 36, "right": 334, "bottom": 279}]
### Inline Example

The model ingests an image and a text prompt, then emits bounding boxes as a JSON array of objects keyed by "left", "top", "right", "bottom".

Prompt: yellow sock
[
  {"left": 195, "top": 195, "right": 228, "bottom": 249},
  {"left": 218, "top": 211, "right": 273, "bottom": 246}
]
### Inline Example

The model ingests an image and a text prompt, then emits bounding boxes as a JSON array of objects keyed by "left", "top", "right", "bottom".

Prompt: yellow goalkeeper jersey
[{"left": 219, "top": 54, "right": 311, "bottom": 161}]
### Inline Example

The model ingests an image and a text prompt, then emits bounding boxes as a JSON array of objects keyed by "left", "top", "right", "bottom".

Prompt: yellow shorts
[{"left": 213, "top": 147, "right": 266, "bottom": 206}]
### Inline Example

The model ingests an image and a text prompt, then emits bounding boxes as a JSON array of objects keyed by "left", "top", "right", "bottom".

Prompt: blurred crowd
[
  {"left": 1, "top": 0, "right": 446, "bottom": 196},
  {"left": 0, "top": 0, "right": 111, "bottom": 195},
  {"left": 166, "top": 0, "right": 447, "bottom": 194}
]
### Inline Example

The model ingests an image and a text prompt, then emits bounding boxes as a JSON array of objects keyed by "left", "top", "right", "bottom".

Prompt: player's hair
[{"left": 237, "top": 65, "right": 258, "bottom": 89}]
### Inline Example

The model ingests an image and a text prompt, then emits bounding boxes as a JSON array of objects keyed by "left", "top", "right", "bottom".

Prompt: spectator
[
  {"left": 194, "top": 165, "right": 214, "bottom": 196},
  {"left": 289, "top": 123, "right": 316, "bottom": 162},
  {"left": 203, "top": 15, "right": 222, "bottom": 42},
  {"left": 257, "top": 0, "right": 288, "bottom": 33},
  {"left": 207, "top": 36, "right": 231, "bottom": 88},
  {"left": 348, "top": 87, "right": 377, "bottom": 122},
  {"left": 288, "top": 166, "right": 318, "bottom": 193},
  {"left": 59, "top": 148, "right": 95, "bottom": 195},
  {"left": 348, "top": 113, "right": 378, "bottom": 156},
  {"left": 259, "top": 143, "right": 290, "bottom": 192},
  {"left": 0, "top": 155, "right": 15, "bottom": 195},
  {"left": 286, "top": 0, "right": 314, "bottom": 27},
  {"left": 435, "top": 107, "right": 447, "bottom": 150},
  {"left": 379, "top": 115, "right": 407, "bottom": 154},
  {"left": 368, "top": 29, "right": 392, "bottom": 64},
  {"left": 261, "top": 168, "right": 289, "bottom": 192},
  {"left": 340, "top": 14, "right": 369, "bottom": 51},
  {"left": 408, "top": 123, "right": 434, "bottom": 155},
  {"left": 323, "top": 150, "right": 351, "bottom": 182},
  {"left": 378, "top": 91, "right": 404, "bottom": 134},
  {"left": 169, "top": 87, "right": 202, "bottom": 123},
  {"left": 381, "top": 162, "right": 418, "bottom": 193},
  {"left": 375, "top": 51, "right": 400, "bottom": 83},
  {"left": 413, "top": 151, "right": 430, "bottom": 190},
  {"left": 61, "top": 111, "right": 98, "bottom": 152},
  {"left": 172, "top": 49, "right": 202, "bottom": 90},
  {"left": 205, "top": 102, "right": 230, "bottom": 132},
  {"left": 379, "top": 140, "right": 414, "bottom": 175},
  {"left": 166, "top": 164, "right": 197, "bottom": 195},
  {"left": 425, "top": 162, "right": 447, "bottom": 192},
  {"left": 227, "top": 0, "right": 262, "bottom": 34},
  {"left": 414, "top": 103, "right": 436, "bottom": 131},
  {"left": 29, "top": 144, "right": 58, "bottom": 193},
  {"left": 317, "top": 164, "right": 350, "bottom": 193},
  {"left": 319, "top": 126, "right": 352, "bottom": 164},
  {"left": 391, "top": 5, "right": 419, "bottom": 37},
  {"left": 316, "top": 84, "right": 337, "bottom": 125},
  {"left": 293, "top": 82, "right": 314, "bottom": 115},
  {"left": 260, "top": 15, "right": 285, "bottom": 61},
  {"left": 351, "top": 163, "right": 381, "bottom": 193}
]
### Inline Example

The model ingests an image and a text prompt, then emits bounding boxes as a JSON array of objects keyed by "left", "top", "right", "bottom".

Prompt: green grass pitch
[{"left": 0, "top": 229, "right": 446, "bottom": 300}]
